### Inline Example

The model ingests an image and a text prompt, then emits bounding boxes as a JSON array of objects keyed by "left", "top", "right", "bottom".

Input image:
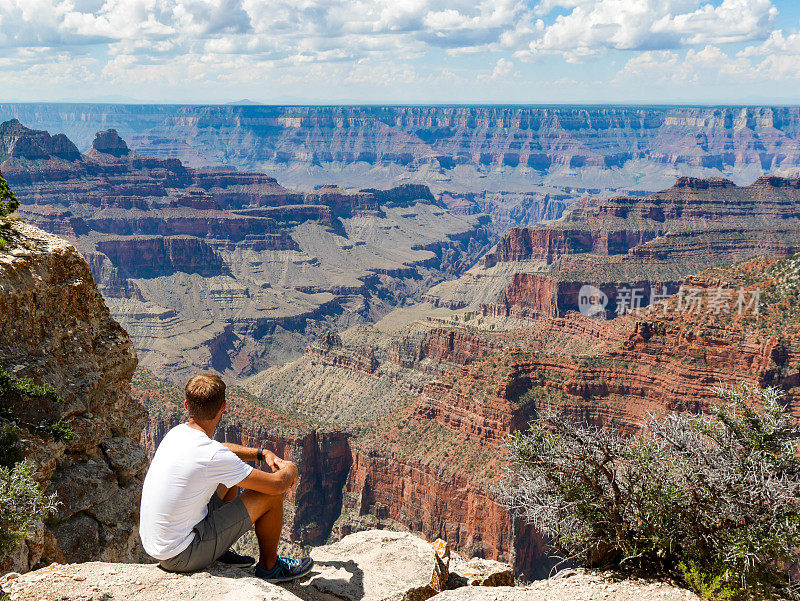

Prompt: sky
[{"left": 1, "top": 0, "right": 800, "bottom": 105}]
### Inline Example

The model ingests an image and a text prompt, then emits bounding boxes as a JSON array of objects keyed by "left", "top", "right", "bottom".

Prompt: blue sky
[{"left": 1, "top": 0, "right": 800, "bottom": 104}]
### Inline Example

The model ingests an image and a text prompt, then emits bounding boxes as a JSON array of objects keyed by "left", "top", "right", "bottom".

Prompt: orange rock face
[
  {"left": 137, "top": 243, "right": 800, "bottom": 578},
  {"left": 473, "top": 176, "right": 800, "bottom": 318}
]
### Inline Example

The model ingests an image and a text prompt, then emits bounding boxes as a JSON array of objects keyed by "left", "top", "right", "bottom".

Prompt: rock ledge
[{"left": 1, "top": 531, "right": 699, "bottom": 601}]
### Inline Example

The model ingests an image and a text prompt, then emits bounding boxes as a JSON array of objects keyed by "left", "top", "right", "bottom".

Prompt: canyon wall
[
  {"left": 231, "top": 250, "right": 799, "bottom": 579},
  {"left": 1, "top": 105, "right": 800, "bottom": 188},
  {"left": 428, "top": 175, "right": 800, "bottom": 315},
  {"left": 0, "top": 221, "right": 148, "bottom": 572},
  {"left": 1, "top": 120, "right": 491, "bottom": 384}
]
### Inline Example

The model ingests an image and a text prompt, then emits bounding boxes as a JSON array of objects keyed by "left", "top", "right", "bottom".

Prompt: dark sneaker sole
[
  {"left": 220, "top": 559, "right": 256, "bottom": 568},
  {"left": 258, "top": 562, "right": 314, "bottom": 583}
]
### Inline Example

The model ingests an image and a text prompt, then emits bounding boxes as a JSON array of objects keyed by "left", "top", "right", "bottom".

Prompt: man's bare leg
[{"left": 240, "top": 490, "right": 283, "bottom": 571}]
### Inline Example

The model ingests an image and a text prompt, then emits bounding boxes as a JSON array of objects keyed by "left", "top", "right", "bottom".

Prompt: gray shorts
[{"left": 159, "top": 493, "right": 252, "bottom": 573}]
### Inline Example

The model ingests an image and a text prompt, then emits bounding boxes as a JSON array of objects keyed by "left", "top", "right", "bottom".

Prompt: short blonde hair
[{"left": 184, "top": 373, "right": 226, "bottom": 420}]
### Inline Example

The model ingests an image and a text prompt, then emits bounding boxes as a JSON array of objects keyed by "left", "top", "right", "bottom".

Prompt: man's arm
[
  {"left": 223, "top": 442, "right": 280, "bottom": 470},
  {"left": 236, "top": 458, "right": 299, "bottom": 496}
]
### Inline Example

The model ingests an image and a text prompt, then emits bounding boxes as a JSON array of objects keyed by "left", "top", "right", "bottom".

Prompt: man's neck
[{"left": 186, "top": 418, "right": 216, "bottom": 439}]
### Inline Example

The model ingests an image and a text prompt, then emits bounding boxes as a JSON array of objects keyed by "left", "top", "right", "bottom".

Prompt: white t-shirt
[{"left": 139, "top": 423, "right": 254, "bottom": 560}]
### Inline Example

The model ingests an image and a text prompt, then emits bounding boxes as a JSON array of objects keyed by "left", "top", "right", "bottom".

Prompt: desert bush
[
  {"left": 0, "top": 368, "right": 65, "bottom": 561},
  {"left": 502, "top": 383, "right": 800, "bottom": 599},
  {"left": 0, "top": 460, "right": 58, "bottom": 557},
  {"left": 0, "top": 172, "right": 18, "bottom": 217}
]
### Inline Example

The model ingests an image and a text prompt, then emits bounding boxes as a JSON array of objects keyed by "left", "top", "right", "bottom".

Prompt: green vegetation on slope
[
  {"left": 503, "top": 383, "right": 800, "bottom": 600},
  {"left": 0, "top": 368, "right": 66, "bottom": 559}
]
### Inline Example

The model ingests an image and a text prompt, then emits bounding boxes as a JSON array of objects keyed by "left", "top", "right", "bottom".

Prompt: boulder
[
  {"left": 285, "top": 530, "right": 447, "bottom": 601},
  {"left": 447, "top": 555, "right": 514, "bottom": 588}
]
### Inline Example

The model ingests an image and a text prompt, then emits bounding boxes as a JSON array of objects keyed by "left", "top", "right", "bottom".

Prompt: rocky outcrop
[
  {"left": 0, "top": 222, "right": 148, "bottom": 572},
  {"left": 90, "top": 129, "right": 130, "bottom": 157},
  {"left": 0, "top": 119, "right": 80, "bottom": 161},
  {"left": 0, "top": 534, "right": 700, "bottom": 601},
  {"left": 1, "top": 531, "right": 519, "bottom": 601}
]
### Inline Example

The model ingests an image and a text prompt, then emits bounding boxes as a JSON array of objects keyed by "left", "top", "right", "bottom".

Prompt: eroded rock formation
[
  {"left": 428, "top": 176, "right": 800, "bottom": 315},
  {"left": 0, "top": 222, "right": 148, "bottom": 572},
  {"left": 0, "top": 120, "right": 491, "bottom": 383},
  {"left": 228, "top": 252, "right": 799, "bottom": 578}
]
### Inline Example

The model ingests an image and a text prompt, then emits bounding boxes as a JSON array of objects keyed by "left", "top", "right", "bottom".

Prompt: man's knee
[{"left": 240, "top": 490, "right": 282, "bottom": 523}]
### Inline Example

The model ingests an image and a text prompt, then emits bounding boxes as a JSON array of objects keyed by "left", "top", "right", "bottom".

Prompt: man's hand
[
  {"left": 237, "top": 456, "right": 299, "bottom": 496},
  {"left": 223, "top": 442, "right": 280, "bottom": 468},
  {"left": 262, "top": 448, "right": 280, "bottom": 471}
]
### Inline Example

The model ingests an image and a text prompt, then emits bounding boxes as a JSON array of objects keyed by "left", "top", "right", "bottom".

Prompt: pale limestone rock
[
  {"left": 285, "top": 530, "right": 446, "bottom": 601},
  {"left": 1, "top": 533, "right": 698, "bottom": 601},
  {"left": 2, "top": 531, "right": 471, "bottom": 601},
  {"left": 447, "top": 555, "right": 514, "bottom": 588},
  {"left": 434, "top": 570, "right": 703, "bottom": 601},
  {"left": 2, "top": 562, "right": 300, "bottom": 601}
]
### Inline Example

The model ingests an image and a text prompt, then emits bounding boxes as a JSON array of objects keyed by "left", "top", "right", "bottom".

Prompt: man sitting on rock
[{"left": 139, "top": 373, "right": 313, "bottom": 582}]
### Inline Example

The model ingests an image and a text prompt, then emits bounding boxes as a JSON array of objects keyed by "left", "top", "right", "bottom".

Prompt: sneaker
[
  {"left": 255, "top": 556, "right": 314, "bottom": 583},
  {"left": 217, "top": 548, "right": 256, "bottom": 568}
]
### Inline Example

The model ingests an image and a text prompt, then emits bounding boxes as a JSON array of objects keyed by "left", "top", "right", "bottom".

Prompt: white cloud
[
  {"left": 0, "top": 0, "right": 540, "bottom": 89},
  {"left": 523, "top": 0, "right": 777, "bottom": 62},
  {"left": 652, "top": 0, "right": 777, "bottom": 45},
  {"left": 478, "top": 57, "right": 514, "bottom": 80},
  {"left": 0, "top": 0, "right": 794, "bottom": 101}
]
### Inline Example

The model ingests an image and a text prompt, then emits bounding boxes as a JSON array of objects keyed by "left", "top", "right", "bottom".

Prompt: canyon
[
  {"left": 132, "top": 250, "right": 799, "bottom": 579},
  {"left": 4, "top": 108, "right": 800, "bottom": 583},
  {"left": 1, "top": 105, "right": 799, "bottom": 192},
  {"left": 0, "top": 119, "right": 491, "bottom": 383},
  {"left": 426, "top": 175, "right": 800, "bottom": 316},
  {"left": 3, "top": 104, "right": 800, "bottom": 236}
]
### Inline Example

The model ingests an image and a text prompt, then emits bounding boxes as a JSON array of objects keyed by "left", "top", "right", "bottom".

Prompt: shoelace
[{"left": 280, "top": 556, "right": 301, "bottom": 568}]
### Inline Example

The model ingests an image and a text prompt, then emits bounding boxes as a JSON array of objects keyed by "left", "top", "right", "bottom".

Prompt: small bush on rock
[
  {"left": 0, "top": 460, "right": 58, "bottom": 556},
  {"left": 0, "top": 172, "right": 18, "bottom": 217},
  {"left": 0, "top": 368, "right": 66, "bottom": 561},
  {"left": 502, "top": 383, "right": 800, "bottom": 599},
  {"left": 0, "top": 172, "right": 18, "bottom": 252}
]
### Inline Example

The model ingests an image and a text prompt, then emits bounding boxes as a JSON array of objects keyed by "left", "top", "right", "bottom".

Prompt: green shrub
[
  {"left": 502, "top": 383, "right": 800, "bottom": 599},
  {"left": 0, "top": 172, "right": 18, "bottom": 217},
  {"left": 0, "top": 460, "right": 58, "bottom": 557},
  {"left": 0, "top": 367, "right": 66, "bottom": 562},
  {"left": 0, "top": 368, "right": 72, "bottom": 444}
]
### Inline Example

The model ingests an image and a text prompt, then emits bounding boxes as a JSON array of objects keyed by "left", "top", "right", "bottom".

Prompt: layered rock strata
[
  {"left": 2, "top": 105, "right": 800, "bottom": 192},
  {"left": 0, "top": 221, "right": 148, "bottom": 572},
  {"left": 1, "top": 120, "right": 490, "bottom": 383},
  {"left": 427, "top": 176, "right": 800, "bottom": 315},
  {"left": 230, "top": 253, "right": 798, "bottom": 578}
]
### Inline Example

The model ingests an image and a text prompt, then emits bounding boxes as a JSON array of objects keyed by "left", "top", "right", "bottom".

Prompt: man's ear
[
  {"left": 184, "top": 400, "right": 189, "bottom": 413},
  {"left": 217, "top": 400, "right": 226, "bottom": 418}
]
